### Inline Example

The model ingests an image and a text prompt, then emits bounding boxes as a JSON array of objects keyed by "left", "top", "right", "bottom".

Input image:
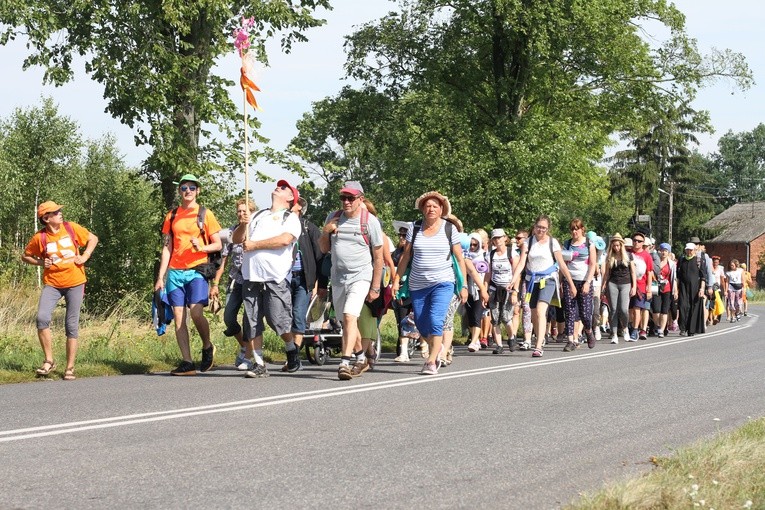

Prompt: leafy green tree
[
  {"left": 713, "top": 124, "right": 765, "bottom": 207},
  {"left": 1, "top": 0, "right": 330, "bottom": 208},
  {"left": 291, "top": 0, "right": 752, "bottom": 234},
  {"left": 0, "top": 98, "right": 82, "bottom": 264}
]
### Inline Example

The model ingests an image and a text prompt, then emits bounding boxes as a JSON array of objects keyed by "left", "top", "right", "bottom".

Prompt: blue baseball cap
[{"left": 659, "top": 242, "right": 671, "bottom": 251}]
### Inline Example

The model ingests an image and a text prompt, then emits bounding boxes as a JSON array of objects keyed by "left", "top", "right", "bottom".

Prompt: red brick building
[{"left": 703, "top": 201, "right": 765, "bottom": 287}]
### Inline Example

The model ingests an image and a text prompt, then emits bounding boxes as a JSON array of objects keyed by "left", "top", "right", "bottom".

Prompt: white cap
[{"left": 685, "top": 242, "right": 696, "bottom": 251}]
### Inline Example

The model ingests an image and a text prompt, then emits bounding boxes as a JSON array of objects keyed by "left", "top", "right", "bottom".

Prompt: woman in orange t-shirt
[{"left": 22, "top": 201, "right": 99, "bottom": 380}]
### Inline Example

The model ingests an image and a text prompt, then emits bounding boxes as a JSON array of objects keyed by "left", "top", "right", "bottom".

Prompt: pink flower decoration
[{"left": 233, "top": 17, "right": 256, "bottom": 57}]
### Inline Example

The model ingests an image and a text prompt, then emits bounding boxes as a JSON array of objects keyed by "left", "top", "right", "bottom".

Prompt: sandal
[
  {"left": 532, "top": 348, "right": 544, "bottom": 358},
  {"left": 63, "top": 368, "right": 76, "bottom": 381},
  {"left": 35, "top": 360, "right": 56, "bottom": 376}
]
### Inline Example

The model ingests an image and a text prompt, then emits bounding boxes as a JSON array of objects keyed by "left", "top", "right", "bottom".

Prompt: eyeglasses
[
  {"left": 398, "top": 233, "right": 407, "bottom": 238},
  {"left": 339, "top": 195, "right": 357, "bottom": 202},
  {"left": 570, "top": 227, "right": 580, "bottom": 231},
  {"left": 535, "top": 225, "right": 548, "bottom": 231},
  {"left": 180, "top": 185, "right": 197, "bottom": 192}
]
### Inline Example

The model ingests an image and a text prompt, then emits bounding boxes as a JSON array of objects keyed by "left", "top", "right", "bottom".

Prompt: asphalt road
[{"left": 2, "top": 306, "right": 763, "bottom": 509}]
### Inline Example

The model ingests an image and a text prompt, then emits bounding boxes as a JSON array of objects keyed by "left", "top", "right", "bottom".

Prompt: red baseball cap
[{"left": 276, "top": 179, "right": 300, "bottom": 205}]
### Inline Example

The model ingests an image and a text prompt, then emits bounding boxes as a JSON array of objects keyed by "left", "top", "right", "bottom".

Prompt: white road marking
[{"left": 0, "top": 319, "right": 754, "bottom": 443}]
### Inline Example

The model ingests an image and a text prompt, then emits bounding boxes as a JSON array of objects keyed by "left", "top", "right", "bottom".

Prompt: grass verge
[{"left": 566, "top": 417, "right": 765, "bottom": 510}]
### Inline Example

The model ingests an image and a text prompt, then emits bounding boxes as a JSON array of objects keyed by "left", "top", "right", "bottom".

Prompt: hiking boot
[
  {"left": 350, "top": 360, "right": 369, "bottom": 377},
  {"left": 563, "top": 341, "right": 577, "bottom": 352},
  {"left": 338, "top": 365, "right": 353, "bottom": 381},
  {"left": 286, "top": 347, "right": 301, "bottom": 373},
  {"left": 200, "top": 344, "right": 216, "bottom": 372},
  {"left": 244, "top": 364, "right": 269, "bottom": 378},
  {"left": 171, "top": 360, "right": 196, "bottom": 376},
  {"left": 508, "top": 337, "right": 516, "bottom": 352},
  {"left": 492, "top": 344, "right": 504, "bottom": 354}
]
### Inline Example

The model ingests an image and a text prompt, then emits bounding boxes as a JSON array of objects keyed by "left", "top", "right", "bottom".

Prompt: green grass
[
  {"left": 0, "top": 286, "right": 415, "bottom": 384},
  {"left": 566, "top": 417, "right": 765, "bottom": 509}
]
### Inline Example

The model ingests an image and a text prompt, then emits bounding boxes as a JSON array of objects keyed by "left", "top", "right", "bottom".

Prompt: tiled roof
[{"left": 703, "top": 201, "right": 765, "bottom": 243}]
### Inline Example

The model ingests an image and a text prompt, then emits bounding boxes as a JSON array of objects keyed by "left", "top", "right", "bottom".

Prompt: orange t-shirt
[
  {"left": 161, "top": 205, "right": 222, "bottom": 270},
  {"left": 24, "top": 222, "right": 90, "bottom": 288}
]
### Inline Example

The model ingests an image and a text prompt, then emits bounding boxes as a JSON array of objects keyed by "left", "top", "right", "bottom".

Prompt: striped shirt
[{"left": 407, "top": 220, "right": 460, "bottom": 291}]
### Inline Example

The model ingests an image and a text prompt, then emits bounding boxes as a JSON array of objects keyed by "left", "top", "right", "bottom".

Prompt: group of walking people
[{"left": 24, "top": 178, "right": 754, "bottom": 381}]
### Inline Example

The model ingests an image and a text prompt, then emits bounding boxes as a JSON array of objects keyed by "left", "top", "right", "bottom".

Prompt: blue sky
[{"left": 1, "top": 0, "right": 762, "bottom": 208}]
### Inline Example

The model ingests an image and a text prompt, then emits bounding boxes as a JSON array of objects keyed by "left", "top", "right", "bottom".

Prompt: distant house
[{"left": 703, "top": 201, "right": 765, "bottom": 287}]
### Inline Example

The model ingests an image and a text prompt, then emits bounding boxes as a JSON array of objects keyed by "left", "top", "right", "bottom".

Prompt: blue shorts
[
  {"left": 629, "top": 291, "right": 651, "bottom": 310},
  {"left": 166, "top": 269, "right": 209, "bottom": 307}
]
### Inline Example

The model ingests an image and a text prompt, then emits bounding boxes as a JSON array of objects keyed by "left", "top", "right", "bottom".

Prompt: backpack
[
  {"left": 40, "top": 222, "right": 79, "bottom": 258},
  {"left": 400, "top": 219, "right": 464, "bottom": 298},
  {"left": 330, "top": 208, "right": 371, "bottom": 247},
  {"left": 169, "top": 205, "right": 222, "bottom": 281}
]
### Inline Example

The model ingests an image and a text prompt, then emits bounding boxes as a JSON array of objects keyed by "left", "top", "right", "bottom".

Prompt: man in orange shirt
[
  {"left": 155, "top": 174, "right": 222, "bottom": 375},
  {"left": 23, "top": 201, "right": 99, "bottom": 381}
]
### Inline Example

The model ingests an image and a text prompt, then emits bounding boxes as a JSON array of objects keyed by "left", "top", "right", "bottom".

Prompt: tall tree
[
  {"left": 609, "top": 102, "right": 710, "bottom": 239},
  {"left": 713, "top": 124, "right": 765, "bottom": 207},
  {"left": 0, "top": 0, "right": 330, "bottom": 208},
  {"left": 291, "top": 0, "right": 752, "bottom": 232}
]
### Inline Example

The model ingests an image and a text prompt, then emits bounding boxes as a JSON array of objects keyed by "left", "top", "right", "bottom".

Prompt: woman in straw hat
[{"left": 392, "top": 191, "right": 468, "bottom": 375}]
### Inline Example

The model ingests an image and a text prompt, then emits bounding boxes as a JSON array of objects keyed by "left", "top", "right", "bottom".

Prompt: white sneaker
[
  {"left": 610, "top": 334, "right": 618, "bottom": 344},
  {"left": 467, "top": 341, "right": 480, "bottom": 352},
  {"left": 393, "top": 354, "right": 410, "bottom": 363},
  {"left": 622, "top": 330, "right": 629, "bottom": 342},
  {"left": 595, "top": 329, "right": 602, "bottom": 341}
]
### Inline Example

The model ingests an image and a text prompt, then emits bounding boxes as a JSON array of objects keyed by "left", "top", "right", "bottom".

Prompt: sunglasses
[
  {"left": 515, "top": 237, "right": 526, "bottom": 241},
  {"left": 276, "top": 184, "right": 289, "bottom": 190},
  {"left": 44, "top": 210, "right": 62, "bottom": 219},
  {"left": 339, "top": 195, "right": 357, "bottom": 202},
  {"left": 180, "top": 185, "right": 198, "bottom": 192},
  {"left": 470, "top": 242, "right": 478, "bottom": 247},
  {"left": 633, "top": 238, "right": 645, "bottom": 243}
]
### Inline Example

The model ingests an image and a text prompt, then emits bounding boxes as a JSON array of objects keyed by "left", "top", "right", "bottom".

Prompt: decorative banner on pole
[{"left": 232, "top": 16, "right": 260, "bottom": 240}]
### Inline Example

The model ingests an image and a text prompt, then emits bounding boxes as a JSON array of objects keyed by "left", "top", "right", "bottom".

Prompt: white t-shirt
[
  {"left": 726, "top": 268, "right": 743, "bottom": 285},
  {"left": 525, "top": 236, "right": 561, "bottom": 274},
  {"left": 490, "top": 249, "right": 513, "bottom": 287},
  {"left": 713, "top": 265, "right": 725, "bottom": 286},
  {"left": 565, "top": 239, "right": 591, "bottom": 281},
  {"left": 407, "top": 220, "right": 460, "bottom": 291},
  {"left": 242, "top": 209, "right": 301, "bottom": 283}
]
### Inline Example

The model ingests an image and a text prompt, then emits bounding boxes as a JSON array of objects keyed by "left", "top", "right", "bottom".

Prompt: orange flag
[{"left": 240, "top": 53, "right": 261, "bottom": 111}]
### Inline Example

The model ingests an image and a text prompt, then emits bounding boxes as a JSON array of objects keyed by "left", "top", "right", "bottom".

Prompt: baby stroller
[{"left": 303, "top": 286, "right": 381, "bottom": 366}]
